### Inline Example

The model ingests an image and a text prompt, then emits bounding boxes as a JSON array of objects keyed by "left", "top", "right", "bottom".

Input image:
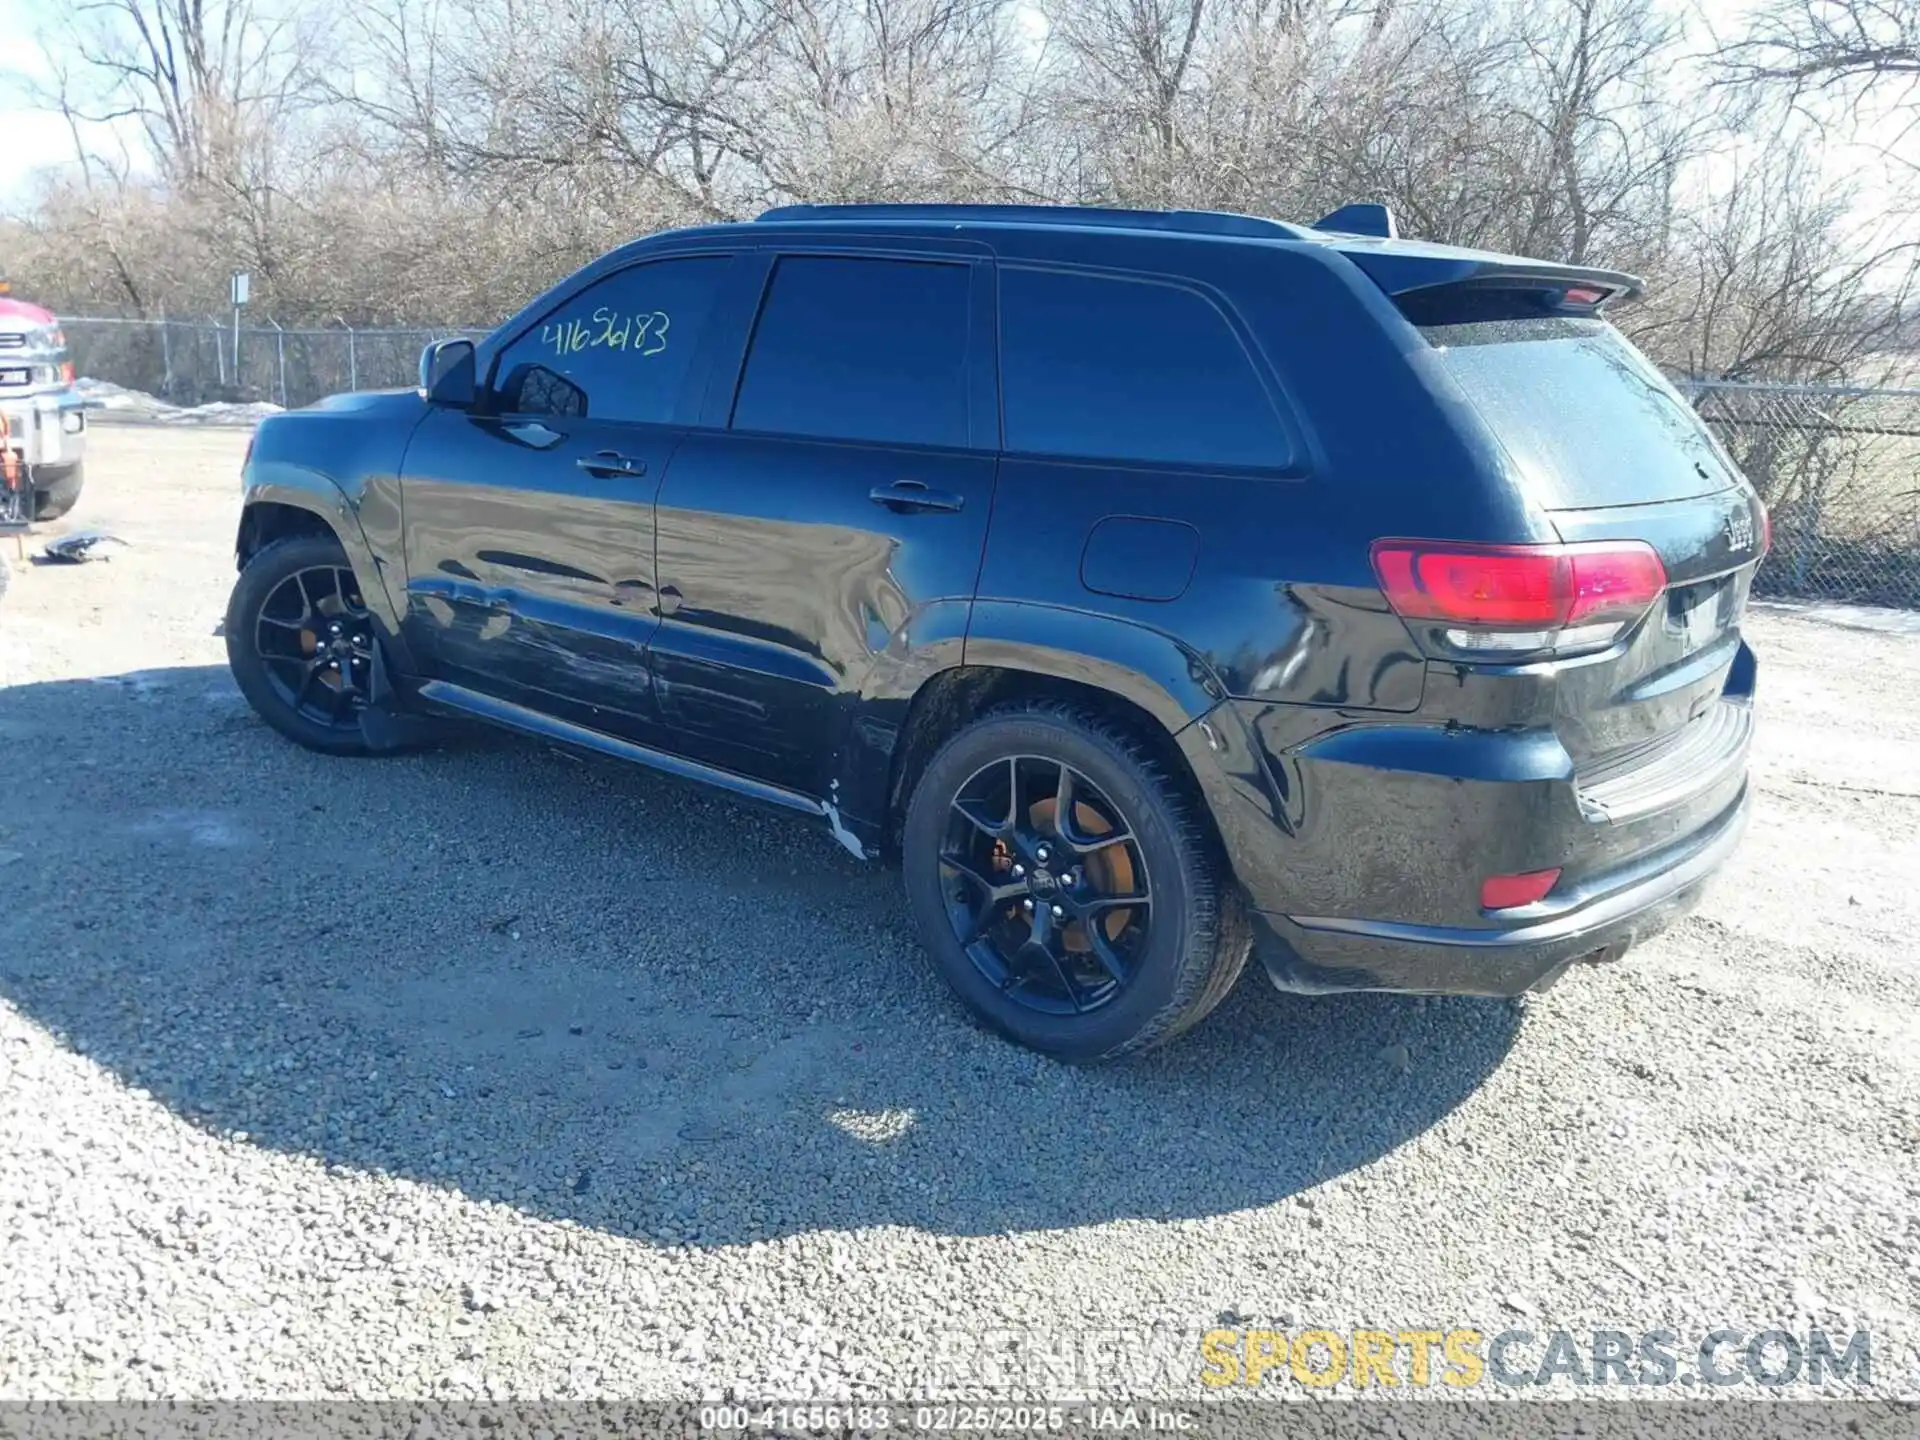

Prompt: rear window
[
  {"left": 999, "top": 267, "right": 1292, "bottom": 470},
  {"left": 1420, "top": 317, "right": 1733, "bottom": 509}
]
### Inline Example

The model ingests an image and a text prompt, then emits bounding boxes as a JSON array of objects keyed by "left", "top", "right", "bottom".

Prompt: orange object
[{"left": 0, "top": 410, "right": 16, "bottom": 491}]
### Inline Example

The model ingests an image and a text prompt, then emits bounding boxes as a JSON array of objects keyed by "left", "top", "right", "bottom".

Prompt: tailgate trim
[{"left": 1577, "top": 699, "right": 1752, "bottom": 823}]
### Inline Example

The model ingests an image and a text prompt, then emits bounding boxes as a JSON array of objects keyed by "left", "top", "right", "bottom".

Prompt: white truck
[{"left": 0, "top": 282, "right": 89, "bottom": 525}]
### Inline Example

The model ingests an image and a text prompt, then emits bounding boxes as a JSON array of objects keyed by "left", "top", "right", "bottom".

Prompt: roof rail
[
  {"left": 754, "top": 203, "right": 1313, "bottom": 241},
  {"left": 1312, "top": 203, "right": 1398, "bottom": 239}
]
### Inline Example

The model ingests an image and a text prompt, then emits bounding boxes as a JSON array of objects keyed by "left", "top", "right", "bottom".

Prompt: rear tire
[
  {"left": 902, "top": 701, "right": 1251, "bottom": 1062},
  {"left": 225, "top": 532, "right": 383, "bottom": 757},
  {"left": 32, "top": 462, "right": 84, "bottom": 522}
]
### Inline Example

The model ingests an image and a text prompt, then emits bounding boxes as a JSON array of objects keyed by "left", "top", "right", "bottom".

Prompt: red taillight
[
  {"left": 1481, "top": 868, "right": 1561, "bottom": 910},
  {"left": 1758, "top": 502, "right": 1771, "bottom": 556},
  {"left": 60, "top": 360, "right": 75, "bottom": 384},
  {"left": 1371, "top": 540, "right": 1666, "bottom": 658}
]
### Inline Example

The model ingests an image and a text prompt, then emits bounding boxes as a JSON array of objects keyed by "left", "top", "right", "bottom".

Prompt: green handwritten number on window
[
  {"left": 540, "top": 317, "right": 591, "bottom": 356},
  {"left": 544, "top": 310, "right": 671, "bottom": 361},
  {"left": 635, "top": 311, "right": 669, "bottom": 357},
  {"left": 592, "top": 307, "right": 634, "bottom": 351}
]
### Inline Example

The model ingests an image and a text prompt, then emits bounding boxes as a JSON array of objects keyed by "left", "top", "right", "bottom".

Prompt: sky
[
  {"left": 0, "top": 0, "right": 1910, "bottom": 212},
  {"left": 0, "top": 8, "right": 137, "bottom": 204}
]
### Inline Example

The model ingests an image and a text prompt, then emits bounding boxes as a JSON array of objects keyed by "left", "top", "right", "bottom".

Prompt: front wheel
[
  {"left": 902, "top": 702, "right": 1251, "bottom": 1062},
  {"left": 32, "top": 462, "right": 84, "bottom": 521},
  {"left": 225, "top": 533, "right": 384, "bottom": 756}
]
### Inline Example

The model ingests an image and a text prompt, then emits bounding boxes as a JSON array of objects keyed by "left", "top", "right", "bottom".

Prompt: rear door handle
[
  {"left": 870, "top": 480, "right": 964, "bottom": 514},
  {"left": 577, "top": 450, "right": 648, "bottom": 479}
]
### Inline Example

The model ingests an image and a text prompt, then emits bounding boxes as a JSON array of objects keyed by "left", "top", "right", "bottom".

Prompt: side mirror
[{"left": 419, "top": 338, "right": 476, "bottom": 407}]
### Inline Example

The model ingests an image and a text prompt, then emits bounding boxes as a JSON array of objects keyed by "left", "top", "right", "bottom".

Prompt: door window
[
  {"left": 998, "top": 266, "right": 1291, "bottom": 469},
  {"left": 494, "top": 256, "right": 727, "bottom": 423},
  {"left": 731, "top": 257, "right": 972, "bottom": 448}
]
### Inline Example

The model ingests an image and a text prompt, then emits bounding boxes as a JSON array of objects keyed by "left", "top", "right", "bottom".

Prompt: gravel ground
[{"left": 0, "top": 425, "right": 1915, "bottom": 1406}]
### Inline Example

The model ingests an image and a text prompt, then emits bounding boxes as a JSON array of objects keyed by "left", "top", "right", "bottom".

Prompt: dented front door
[
  {"left": 396, "top": 254, "right": 737, "bottom": 741},
  {"left": 397, "top": 406, "right": 677, "bottom": 738}
]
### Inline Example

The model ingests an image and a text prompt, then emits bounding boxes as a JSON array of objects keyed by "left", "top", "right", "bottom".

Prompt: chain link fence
[
  {"left": 1684, "top": 380, "right": 1920, "bottom": 608},
  {"left": 49, "top": 318, "right": 1920, "bottom": 607},
  {"left": 61, "top": 316, "right": 487, "bottom": 411}
]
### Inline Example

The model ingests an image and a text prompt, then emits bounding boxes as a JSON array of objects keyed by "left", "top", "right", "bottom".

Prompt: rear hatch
[
  {"left": 1418, "top": 313, "right": 1764, "bottom": 831},
  {"left": 1329, "top": 232, "right": 1767, "bottom": 825}
]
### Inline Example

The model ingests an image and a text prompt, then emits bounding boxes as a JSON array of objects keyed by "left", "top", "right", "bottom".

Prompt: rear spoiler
[
  {"left": 1306, "top": 207, "right": 1643, "bottom": 319},
  {"left": 1344, "top": 249, "right": 1643, "bottom": 323}
]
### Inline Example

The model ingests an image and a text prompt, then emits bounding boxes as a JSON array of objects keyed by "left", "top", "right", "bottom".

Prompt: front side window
[
  {"left": 998, "top": 267, "right": 1291, "bottom": 469},
  {"left": 731, "top": 257, "right": 972, "bottom": 448},
  {"left": 493, "top": 256, "right": 726, "bottom": 424}
]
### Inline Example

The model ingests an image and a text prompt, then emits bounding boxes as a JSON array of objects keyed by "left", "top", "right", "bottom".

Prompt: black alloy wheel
[
  {"left": 254, "top": 563, "right": 376, "bottom": 730},
  {"left": 940, "top": 754, "right": 1153, "bottom": 1016},
  {"left": 903, "top": 701, "right": 1251, "bottom": 1062},
  {"left": 226, "top": 532, "right": 385, "bottom": 756}
]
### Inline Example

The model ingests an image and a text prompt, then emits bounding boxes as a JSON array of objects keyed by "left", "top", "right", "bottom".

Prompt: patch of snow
[
  {"left": 1753, "top": 599, "right": 1920, "bottom": 637},
  {"left": 75, "top": 378, "right": 283, "bottom": 425}
]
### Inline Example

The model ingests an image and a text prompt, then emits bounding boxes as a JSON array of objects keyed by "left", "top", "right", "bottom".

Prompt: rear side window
[
  {"left": 732, "top": 257, "right": 972, "bottom": 448},
  {"left": 1420, "top": 317, "right": 1734, "bottom": 508},
  {"left": 998, "top": 267, "right": 1290, "bottom": 469},
  {"left": 494, "top": 256, "right": 725, "bottom": 423}
]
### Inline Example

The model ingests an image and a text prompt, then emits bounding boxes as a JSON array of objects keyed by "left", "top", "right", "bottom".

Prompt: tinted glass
[
  {"left": 495, "top": 256, "right": 725, "bottom": 423},
  {"left": 999, "top": 267, "right": 1289, "bottom": 468},
  {"left": 732, "top": 257, "right": 971, "bottom": 447},
  {"left": 1421, "top": 317, "right": 1733, "bottom": 507}
]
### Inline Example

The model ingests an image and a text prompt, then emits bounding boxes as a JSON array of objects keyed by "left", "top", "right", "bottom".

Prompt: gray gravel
[{"left": 0, "top": 426, "right": 1915, "bottom": 1404}]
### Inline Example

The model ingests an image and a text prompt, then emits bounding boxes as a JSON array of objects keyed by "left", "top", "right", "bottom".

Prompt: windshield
[{"left": 1421, "top": 316, "right": 1734, "bottom": 509}]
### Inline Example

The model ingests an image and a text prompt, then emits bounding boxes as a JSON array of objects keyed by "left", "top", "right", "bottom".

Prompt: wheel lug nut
[
  {"left": 1051, "top": 904, "right": 1065, "bottom": 920},
  {"left": 1022, "top": 898, "right": 1034, "bottom": 912},
  {"left": 1036, "top": 846, "right": 1050, "bottom": 863},
  {"left": 1012, "top": 864, "right": 1025, "bottom": 878}
]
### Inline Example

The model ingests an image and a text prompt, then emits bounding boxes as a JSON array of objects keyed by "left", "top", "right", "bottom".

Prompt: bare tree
[
  {"left": 32, "top": 0, "right": 328, "bottom": 191},
  {"left": 0, "top": 0, "right": 1908, "bottom": 384},
  {"left": 1720, "top": 0, "right": 1919, "bottom": 96}
]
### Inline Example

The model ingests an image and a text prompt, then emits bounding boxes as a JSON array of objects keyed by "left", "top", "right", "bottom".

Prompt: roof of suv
[
  {"left": 491, "top": 201, "right": 1643, "bottom": 369},
  {"left": 741, "top": 202, "right": 1644, "bottom": 303}
]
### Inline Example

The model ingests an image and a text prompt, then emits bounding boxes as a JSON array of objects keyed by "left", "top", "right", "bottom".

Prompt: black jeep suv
[{"left": 225, "top": 202, "right": 1764, "bottom": 1061}]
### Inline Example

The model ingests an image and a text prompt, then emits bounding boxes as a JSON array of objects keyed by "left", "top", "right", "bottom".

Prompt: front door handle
[
  {"left": 870, "top": 479, "right": 965, "bottom": 514},
  {"left": 578, "top": 450, "right": 648, "bottom": 479}
]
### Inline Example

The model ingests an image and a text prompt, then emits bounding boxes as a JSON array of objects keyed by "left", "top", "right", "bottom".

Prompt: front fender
[
  {"left": 238, "top": 397, "right": 421, "bottom": 651},
  {"left": 240, "top": 472, "right": 402, "bottom": 641}
]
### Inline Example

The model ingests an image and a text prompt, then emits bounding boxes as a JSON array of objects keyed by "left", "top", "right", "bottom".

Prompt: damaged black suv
[{"left": 225, "top": 203, "right": 1765, "bottom": 1061}]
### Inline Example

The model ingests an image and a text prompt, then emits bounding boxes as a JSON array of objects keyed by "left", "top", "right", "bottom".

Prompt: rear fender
[
  {"left": 963, "top": 600, "right": 1224, "bottom": 730},
  {"left": 967, "top": 604, "right": 1289, "bottom": 894},
  {"left": 833, "top": 599, "right": 1288, "bottom": 883}
]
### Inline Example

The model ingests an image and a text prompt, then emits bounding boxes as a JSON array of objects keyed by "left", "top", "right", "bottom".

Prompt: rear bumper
[
  {"left": 1253, "top": 782, "right": 1749, "bottom": 996},
  {"left": 1177, "top": 656, "right": 1758, "bottom": 998},
  {"left": 0, "top": 389, "right": 89, "bottom": 475}
]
